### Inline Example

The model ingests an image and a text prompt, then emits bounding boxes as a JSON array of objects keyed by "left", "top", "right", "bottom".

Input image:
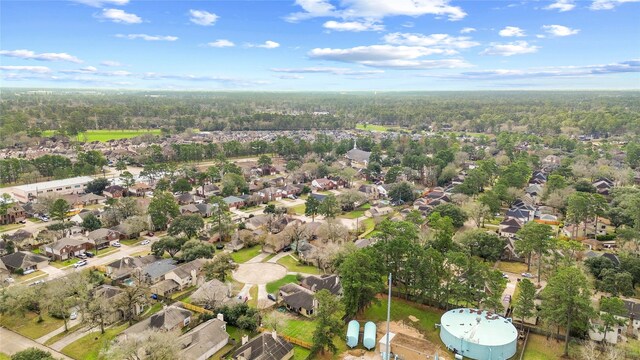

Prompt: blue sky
[{"left": 1, "top": 0, "right": 639, "bottom": 90}]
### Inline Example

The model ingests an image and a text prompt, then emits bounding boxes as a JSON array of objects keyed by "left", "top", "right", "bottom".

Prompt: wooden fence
[
  {"left": 181, "top": 302, "right": 213, "bottom": 315},
  {"left": 258, "top": 327, "right": 312, "bottom": 349}
]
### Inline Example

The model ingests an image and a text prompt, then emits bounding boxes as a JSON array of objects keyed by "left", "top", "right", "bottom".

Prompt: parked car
[
  {"left": 282, "top": 245, "right": 292, "bottom": 252},
  {"left": 85, "top": 251, "right": 95, "bottom": 258},
  {"left": 146, "top": 231, "right": 154, "bottom": 237},
  {"left": 140, "top": 240, "right": 150, "bottom": 245},
  {"left": 69, "top": 311, "right": 78, "bottom": 320},
  {"left": 287, "top": 194, "right": 297, "bottom": 200},
  {"left": 4, "top": 277, "right": 14, "bottom": 283},
  {"left": 77, "top": 253, "right": 87, "bottom": 259},
  {"left": 216, "top": 243, "right": 225, "bottom": 250},
  {"left": 267, "top": 294, "right": 276, "bottom": 301},
  {"left": 112, "top": 242, "right": 121, "bottom": 247},
  {"left": 23, "top": 268, "right": 35, "bottom": 275},
  {"left": 18, "top": 220, "right": 26, "bottom": 224},
  {"left": 502, "top": 273, "right": 509, "bottom": 279},
  {"left": 29, "top": 280, "right": 44, "bottom": 286},
  {"left": 521, "top": 272, "right": 533, "bottom": 278},
  {"left": 74, "top": 260, "right": 88, "bottom": 268}
]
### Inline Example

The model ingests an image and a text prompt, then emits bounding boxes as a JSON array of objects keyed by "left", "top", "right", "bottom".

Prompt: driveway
[{"left": 0, "top": 327, "right": 73, "bottom": 359}]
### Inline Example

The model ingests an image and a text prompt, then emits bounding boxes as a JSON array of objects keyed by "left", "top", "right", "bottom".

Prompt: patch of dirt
[{"left": 408, "top": 315, "right": 419, "bottom": 322}]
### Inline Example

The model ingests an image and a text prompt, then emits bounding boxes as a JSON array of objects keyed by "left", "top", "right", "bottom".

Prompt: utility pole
[{"left": 385, "top": 272, "right": 392, "bottom": 360}]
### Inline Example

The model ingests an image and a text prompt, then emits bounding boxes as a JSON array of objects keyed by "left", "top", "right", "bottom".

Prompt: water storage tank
[
  {"left": 346, "top": 320, "right": 360, "bottom": 348},
  {"left": 439, "top": 308, "right": 517, "bottom": 360},
  {"left": 363, "top": 321, "right": 376, "bottom": 350}
]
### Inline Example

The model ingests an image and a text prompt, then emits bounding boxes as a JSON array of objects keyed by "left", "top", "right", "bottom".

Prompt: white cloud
[
  {"left": 275, "top": 74, "right": 305, "bottom": 79},
  {"left": 590, "top": 0, "right": 640, "bottom": 10},
  {"left": 189, "top": 10, "right": 218, "bottom": 26},
  {"left": 499, "top": 26, "right": 526, "bottom": 37},
  {"left": 542, "top": 25, "right": 580, "bottom": 37},
  {"left": 271, "top": 67, "right": 384, "bottom": 75},
  {"left": 0, "top": 49, "right": 83, "bottom": 63},
  {"left": 71, "top": 0, "right": 129, "bottom": 7},
  {"left": 545, "top": 0, "right": 576, "bottom": 12},
  {"left": 383, "top": 32, "right": 480, "bottom": 49},
  {"left": 481, "top": 41, "right": 540, "bottom": 56},
  {"left": 116, "top": 34, "right": 178, "bottom": 41},
  {"left": 287, "top": 0, "right": 466, "bottom": 22},
  {"left": 460, "top": 27, "right": 476, "bottom": 34},
  {"left": 428, "top": 59, "right": 640, "bottom": 79},
  {"left": 308, "top": 45, "right": 471, "bottom": 69},
  {"left": 247, "top": 41, "right": 280, "bottom": 49},
  {"left": 323, "top": 21, "right": 384, "bottom": 32},
  {"left": 207, "top": 39, "right": 235, "bottom": 48},
  {"left": 100, "top": 60, "right": 123, "bottom": 67},
  {"left": 99, "top": 8, "right": 142, "bottom": 24},
  {"left": 0, "top": 65, "right": 52, "bottom": 73}
]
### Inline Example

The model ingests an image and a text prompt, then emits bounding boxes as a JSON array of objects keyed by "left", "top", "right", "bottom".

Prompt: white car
[
  {"left": 112, "top": 242, "right": 121, "bottom": 247},
  {"left": 69, "top": 311, "right": 78, "bottom": 320},
  {"left": 74, "top": 260, "right": 88, "bottom": 268},
  {"left": 140, "top": 240, "right": 150, "bottom": 245}
]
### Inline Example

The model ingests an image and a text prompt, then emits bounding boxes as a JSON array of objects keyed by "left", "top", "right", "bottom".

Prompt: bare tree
[
  {"left": 115, "top": 273, "right": 150, "bottom": 325},
  {"left": 100, "top": 330, "right": 182, "bottom": 360},
  {"left": 262, "top": 311, "right": 288, "bottom": 332},
  {"left": 317, "top": 219, "right": 348, "bottom": 244}
]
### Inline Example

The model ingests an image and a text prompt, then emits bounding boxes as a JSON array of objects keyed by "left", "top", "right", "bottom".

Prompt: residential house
[
  {"left": 79, "top": 193, "right": 106, "bottom": 205},
  {"left": 180, "top": 204, "right": 201, "bottom": 216},
  {"left": 233, "top": 332, "right": 294, "bottom": 360},
  {"left": 196, "top": 184, "right": 220, "bottom": 198},
  {"left": 365, "top": 206, "right": 393, "bottom": 218},
  {"left": 93, "top": 284, "right": 145, "bottom": 324},
  {"left": 257, "top": 187, "right": 283, "bottom": 203},
  {"left": 279, "top": 185, "right": 301, "bottom": 198},
  {"left": 151, "top": 279, "right": 181, "bottom": 297},
  {"left": 301, "top": 274, "right": 341, "bottom": 296},
  {"left": 592, "top": 178, "right": 614, "bottom": 196},
  {"left": 345, "top": 143, "right": 371, "bottom": 168},
  {"left": 499, "top": 218, "right": 523, "bottom": 238},
  {"left": 176, "top": 193, "right": 195, "bottom": 205},
  {"left": 129, "top": 183, "right": 152, "bottom": 197},
  {"left": 311, "top": 178, "right": 336, "bottom": 191},
  {"left": 1, "top": 251, "right": 49, "bottom": 273},
  {"left": 42, "top": 237, "right": 93, "bottom": 261},
  {"left": 3, "top": 230, "right": 33, "bottom": 250},
  {"left": 164, "top": 259, "right": 207, "bottom": 290},
  {"left": 223, "top": 196, "right": 245, "bottom": 210},
  {"left": 601, "top": 253, "right": 620, "bottom": 267},
  {"left": 111, "top": 223, "right": 142, "bottom": 240},
  {"left": 505, "top": 208, "right": 534, "bottom": 223},
  {"left": 195, "top": 203, "right": 213, "bottom": 218},
  {"left": 358, "top": 184, "right": 379, "bottom": 200},
  {"left": 143, "top": 258, "right": 178, "bottom": 284},
  {"left": 0, "top": 203, "right": 26, "bottom": 225},
  {"left": 70, "top": 209, "right": 101, "bottom": 225},
  {"left": 121, "top": 304, "right": 192, "bottom": 340},
  {"left": 88, "top": 228, "right": 120, "bottom": 249},
  {"left": 179, "top": 317, "right": 229, "bottom": 360},
  {"left": 190, "top": 279, "right": 241, "bottom": 307},
  {"left": 103, "top": 185, "right": 126, "bottom": 199},
  {"left": 105, "top": 255, "right": 158, "bottom": 281},
  {"left": 278, "top": 283, "right": 316, "bottom": 317}
]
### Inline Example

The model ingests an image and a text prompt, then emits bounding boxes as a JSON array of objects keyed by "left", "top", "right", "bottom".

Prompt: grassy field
[
  {"left": 281, "top": 316, "right": 317, "bottom": 343},
  {"left": 0, "top": 311, "right": 64, "bottom": 339},
  {"left": 359, "top": 218, "right": 376, "bottom": 238},
  {"left": 266, "top": 274, "right": 299, "bottom": 294},
  {"left": 42, "top": 129, "right": 161, "bottom": 142},
  {"left": 362, "top": 297, "right": 444, "bottom": 345},
  {"left": 0, "top": 353, "right": 10, "bottom": 360},
  {"left": 230, "top": 246, "right": 262, "bottom": 264},
  {"left": 61, "top": 323, "right": 128, "bottom": 360},
  {"left": 0, "top": 223, "right": 24, "bottom": 233},
  {"left": 119, "top": 238, "right": 142, "bottom": 246},
  {"left": 277, "top": 255, "right": 321, "bottom": 275},
  {"left": 96, "top": 249, "right": 120, "bottom": 258},
  {"left": 518, "top": 333, "right": 579, "bottom": 360},
  {"left": 15, "top": 270, "right": 47, "bottom": 283}
]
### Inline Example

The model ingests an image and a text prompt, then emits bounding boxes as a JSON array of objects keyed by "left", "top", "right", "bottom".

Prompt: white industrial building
[{"left": 11, "top": 176, "right": 94, "bottom": 203}]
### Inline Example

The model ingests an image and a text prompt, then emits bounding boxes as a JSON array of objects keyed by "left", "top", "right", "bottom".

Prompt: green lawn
[
  {"left": 0, "top": 223, "right": 24, "bottom": 233},
  {"left": 262, "top": 253, "right": 276, "bottom": 262},
  {"left": 130, "top": 250, "right": 150, "bottom": 257},
  {"left": 281, "top": 316, "right": 317, "bottom": 343},
  {"left": 291, "top": 203, "right": 306, "bottom": 216},
  {"left": 277, "top": 255, "right": 321, "bottom": 275},
  {"left": 293, "top": 345, "right": 312, "bottom": 360},
  {"left": 266, "top": 274, "right": 299, "bottom": 294},
  {"left": 517, "top": 333, "right": 579, "bottom": 360},
  {"left": 497, "top": 261, "right": 532, "bottom": 274},
  {"left": 0, "top": 311, "right": 64, "bottom": 340},
  {"left": 61, "top": 323, "right": 128, "bottom": 360},
  {"left": 97, "top": 249, "right": 120, "bottom": 258},
  {"left": 15, "top": 270, "right": 46, "bottom": 283},
  {"left": 49, "top": 258, "right": 80, "bottom": 269},
  {"left": 119, "top": 238, "right": 141, "bottom": 246},
  {"left": 42, "top": 129, "right": 161, "bottom": 142},
  {"left": 248, "top": 285, "right": 259, "bottom": 308},
  {"left": 0, "top": 353, "right": 10, "bottom": 360},
  {"left": 361, "top": 297, "right": 444, "bottom": 345},
  {"left": 340, "top": 210, "right": 365, "bottom": 219},
  {"left": 44, "top": 322, "right": 85, "bottom": 346},
  {"left": 230, "top": 246, "right": 262, "bottom": 264},
  {"left": 141, "top": 302, "right": 164, "bottom": 318},
  {"left": 356, "top": 123, "right": 399, "bottom": 132},
  {"left": 359, "top": 218, "right": 376, "bottom": 238}
]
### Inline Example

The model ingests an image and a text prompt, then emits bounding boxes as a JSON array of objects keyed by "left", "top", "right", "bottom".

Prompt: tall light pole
[{"left": 385, "top": 273, "right": 392, "bottom": 360}]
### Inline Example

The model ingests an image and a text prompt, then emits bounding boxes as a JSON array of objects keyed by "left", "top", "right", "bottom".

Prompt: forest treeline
[{"left": 1, "top": 90, "right": 639, "bottom": 138}]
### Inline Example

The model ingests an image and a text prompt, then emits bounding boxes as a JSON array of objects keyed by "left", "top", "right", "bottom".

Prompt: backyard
[
  {"left": 280, "top": 315, "right": 317, "bottom": 343},
  {"left": 277, "top": 255, "right": 321, "bottom": 275},
  {"left": 42, "top": 129, "right": 162, "bottom": 142},
  {"left": 230, "top": 246, "right": 262, "bottom": 264}
]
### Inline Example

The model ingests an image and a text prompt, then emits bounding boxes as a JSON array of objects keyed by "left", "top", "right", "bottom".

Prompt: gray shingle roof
[{"left": 233, "top": 332, "right": 293, "bottom": 360}]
